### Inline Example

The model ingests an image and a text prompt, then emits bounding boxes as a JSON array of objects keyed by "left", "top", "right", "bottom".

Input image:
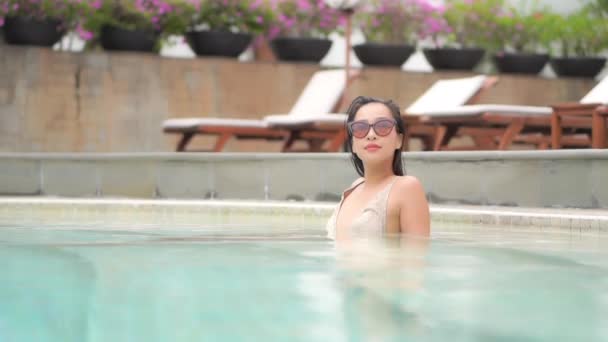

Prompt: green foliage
[
  {"left": 487, "top": 2, "right": 555, "bottom": 53},
  {"left": 82, "top": 0, "right": 185, "bottom": 34},
  {"left": 75, "top": 0, "right": 193, "bottom": 51},
  {"left": 589, "top": 0, "right": 608, "bottom": 15},
  {"left": 544, "top": 7, "right": 608, "bottom": 57},
  {"left": 441, "top": 0, "right": 506, "bottom": 49},
  {"left": 6, "top": 0, "right": 605, "bottom": 59},
  {"left": 270, "top": 0, "right": 345, "bottom": 39},
  {"left": 354, "top": 0, "right": 427, "bottom": 45},
  {"left": 0, "top": 0, "right": 86, "bottom": 27},
  {"left": 192, "top": 0, "right": 275, "bottom": 35}
]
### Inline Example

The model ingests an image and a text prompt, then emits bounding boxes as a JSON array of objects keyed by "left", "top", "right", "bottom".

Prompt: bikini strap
[{"left": 341, "top": 178, "right": 365, "bottom": 199}]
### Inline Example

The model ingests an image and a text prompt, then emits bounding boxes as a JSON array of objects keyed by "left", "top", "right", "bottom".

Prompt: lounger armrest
[
  {"left": 264, "top": 113, "right": 347, "bottom": 127},
  {"left": 264, "top": 113, "right": 343, "bottom": 118},
  {"left": 482, "top": 76, "right": 499, "bottom": 89},
  {"left": 320, "top": 112, "right": 346, "bottom": 116},
  {"left": 552, "top": 102, "right": 600, "bottom": 110},
  {"left": 596, "top": 106, "right": 608, "bottom": 115},
  {"left": 402, "top": 115, "right": 422, "bottom": 123},
  {"left": 552, "top": 102, "right": 601, "bottom": 116}
]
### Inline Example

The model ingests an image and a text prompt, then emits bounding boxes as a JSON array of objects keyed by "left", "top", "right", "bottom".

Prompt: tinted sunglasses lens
[
  {"left": 351, "top": 122, "right": 370, "bottom": 138},
  {"left": 374, "top": 120, "right": 395, "bottom": 136}
]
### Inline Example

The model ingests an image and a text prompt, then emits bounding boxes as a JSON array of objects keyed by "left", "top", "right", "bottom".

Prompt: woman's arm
[{"left": 398, "top": 176, "right": 430, "bottom": 236}]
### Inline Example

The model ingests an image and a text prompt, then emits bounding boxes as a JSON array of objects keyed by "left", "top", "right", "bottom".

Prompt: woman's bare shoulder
[
  {"left": 393, "top": 176, "right": 427, "bottom": 199},
  {"left": 394, "top": 175, "right": 425, "bottom": 188}
]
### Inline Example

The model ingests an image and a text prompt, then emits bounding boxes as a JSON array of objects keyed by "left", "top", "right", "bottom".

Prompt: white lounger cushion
[
  {"left": 405, "top": 75, "right": 487, "bottom": 115},
  {"left": 413, "top": 104, "right": 552, "bottom": 118},
  {"left": 288, "top": 70, "right": 347, "bottom": 117},
  {"left": 162, "top": 69, "right": 347, "bottom": 130},
  {"left": 163, "top": 113, "right": 348, "bottom": 130},
  {"left": 410, "top": 76, "right": 608, "bottom": 118},
  {"left": 163, "top": 118, "right": 270, "bottom": 130},
  {"left": 165, "top": 104, "right": 552, "bottom": 129},
  {"left": 580, "top": 74, "right": 608, "bottom": 104},
  {"left": 264, "top": 113, "right": 347, "bottom": 126}
]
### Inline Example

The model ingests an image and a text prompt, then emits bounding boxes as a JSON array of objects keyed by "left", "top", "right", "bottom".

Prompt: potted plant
[
  {"left": 352, "top": 0, "right": 424, "bottom": 67},
  {"left": 182, "top": 0, "right": 275, "bottom": 58},
  {"left": 490, "top": 4, "right": 554, "bottom": 74},
  {"left": 546, "top": 6, "right": 608, "bottom": 78},
  {"left": 421, "top": 0, "right": 501, "bottom": 71},
  {"left": 268, "top": 0, "right": 344, "bottom": 63},
  {"left": 0, "top": 0, "right": 83, "bottom": 46},
  {"left": 80, "top": 0, "right": 185, "bottom": 53}
]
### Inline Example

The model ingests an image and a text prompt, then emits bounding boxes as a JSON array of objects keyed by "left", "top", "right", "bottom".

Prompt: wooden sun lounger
[
  {"left": 551, "top": 103, "right": 608, "bottom": 149},
  {"left": 406, "top": 75, "right": 608, "bottom": 150},
  {"left": 162, "top": 118, "right": 287, "bottom": 152},
  {"left": 401, "top": 75, "right": 499, "bottom": 151},
  {"left": 162, "top": 69, "right": 348, "bottom": 152}
]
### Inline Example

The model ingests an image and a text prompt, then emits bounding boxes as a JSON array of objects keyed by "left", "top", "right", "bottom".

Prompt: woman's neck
[{"left": 363, "top": 164, "right": 395, "bottom": 186}]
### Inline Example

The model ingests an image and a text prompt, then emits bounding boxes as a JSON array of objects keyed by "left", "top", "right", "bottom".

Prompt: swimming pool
[{"left": 1, "top": 200, "right": 607, "bottom": 341}]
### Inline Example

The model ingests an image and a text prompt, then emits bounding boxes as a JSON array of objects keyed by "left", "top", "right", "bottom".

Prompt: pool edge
[{"left": 0, "top": 197, "right": 607, "bottom": 233}]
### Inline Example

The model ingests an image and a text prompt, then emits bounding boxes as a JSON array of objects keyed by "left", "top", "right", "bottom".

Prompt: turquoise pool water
[{"left": 0, "top": 224, "right": 607, "bottom": 341}]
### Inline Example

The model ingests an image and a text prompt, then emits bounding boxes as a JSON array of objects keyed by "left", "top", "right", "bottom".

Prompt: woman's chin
[{"left": 360, "top": 152, "right": 393, "bottom": 164}]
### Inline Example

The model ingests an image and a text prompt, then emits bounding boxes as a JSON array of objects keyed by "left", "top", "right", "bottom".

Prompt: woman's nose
[{"left": 366, "top": 129, "right": 377, "bottom": 139}]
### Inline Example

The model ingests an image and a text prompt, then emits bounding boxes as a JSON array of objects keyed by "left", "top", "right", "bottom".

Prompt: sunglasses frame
[{"left": 348, "top": 118, "right": 397, "bottom": 139}]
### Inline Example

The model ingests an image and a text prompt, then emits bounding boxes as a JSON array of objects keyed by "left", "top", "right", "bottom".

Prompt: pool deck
[{"left": 1, "top": 197, "right": 607, "bottom": 233}]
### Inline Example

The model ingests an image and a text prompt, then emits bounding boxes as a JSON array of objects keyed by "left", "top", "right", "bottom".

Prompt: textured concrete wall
[
  {"left": 0, "top": 45, "right": 597, "bottom": 153},
  {"left": 1, "top": 151, "right": 606, "bottom": 209}
]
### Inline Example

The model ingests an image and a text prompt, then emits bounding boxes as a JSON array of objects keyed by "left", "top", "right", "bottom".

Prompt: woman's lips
[{"left": 364, "top": 143, "right": 381, "bottom": 151}]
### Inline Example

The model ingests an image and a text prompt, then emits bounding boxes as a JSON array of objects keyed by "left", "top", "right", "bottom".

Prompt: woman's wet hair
[{"left": 344, "top": 96, "right": 406, "bottom": 177}]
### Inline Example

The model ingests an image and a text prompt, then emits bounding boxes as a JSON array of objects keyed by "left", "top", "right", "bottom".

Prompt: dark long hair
[{"left": 345, "top": 96, "right": 406, "bottom": 177}]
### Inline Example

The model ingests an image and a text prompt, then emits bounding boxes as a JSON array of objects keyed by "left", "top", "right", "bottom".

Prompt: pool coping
[
  {"left": 1, "top": 197, "right": 607, "bottom": 233},
  {"left": 2, "top": 151, "right": 607, "bottom": 209},
  {"left": 2, "top": 150, "right": 608, "bottom": 160}
]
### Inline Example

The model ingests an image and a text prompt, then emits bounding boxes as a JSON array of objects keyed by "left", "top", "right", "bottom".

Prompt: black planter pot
[
  {"left": 353, "top": 43, "right": 415, "bottom": 67},
  {"left": 186, "top": 30, "right": 253, "bottom": 57},
  {"left": 550, "top": 57, "right": 607, "bottom": 78},
  {"left": 270, "top": 37, "right": 332, "bottom": 63},
  {"left": 493, "top": 52, "right": 549, "bottom": 74},
  {"left": 3, "top": 17, "right": 65, "bottom": 46},
  {"left": 422, "top": 47, "right": 485, "bottom": 71},
  {"left": 100, "top": 25, "right": 158, "bottom": 52}
]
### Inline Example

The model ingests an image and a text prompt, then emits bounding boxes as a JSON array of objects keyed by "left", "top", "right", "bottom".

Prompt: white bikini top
[{"left": 326, "top": 177, "right": 398, "bottom": 240}]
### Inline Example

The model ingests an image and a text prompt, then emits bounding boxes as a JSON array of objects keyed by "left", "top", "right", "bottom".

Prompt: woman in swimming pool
[{"left": 326, "top": 96, "right": 430, "bottom": 240}]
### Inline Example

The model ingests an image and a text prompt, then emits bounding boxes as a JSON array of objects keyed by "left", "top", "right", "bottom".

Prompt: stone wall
[
  {"left": 0, "top": 45, "right": 597, "bottom": 152},
  {"left": 1, "top": 151, "right": 607, "bottom": 208}
]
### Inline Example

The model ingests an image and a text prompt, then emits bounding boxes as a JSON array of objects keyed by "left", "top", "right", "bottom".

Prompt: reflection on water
[
  {"left": 0, "top": 245, "right": 94, "bottom": 341},
  {"left": 0, "top": 225, "right": 607, "bottom": 341},
  {"left": 333, "top": 235, "right": 430, "bottom": 341}
]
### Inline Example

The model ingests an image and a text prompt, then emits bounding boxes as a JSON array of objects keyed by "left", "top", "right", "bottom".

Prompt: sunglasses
[{"left": 348, "top": 119, "right": 397, "bottom": 139}]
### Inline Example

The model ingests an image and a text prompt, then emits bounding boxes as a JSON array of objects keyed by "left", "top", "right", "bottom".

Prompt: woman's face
[{"left": 350, "top": 102, "right": 402, "bottom": 165}]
